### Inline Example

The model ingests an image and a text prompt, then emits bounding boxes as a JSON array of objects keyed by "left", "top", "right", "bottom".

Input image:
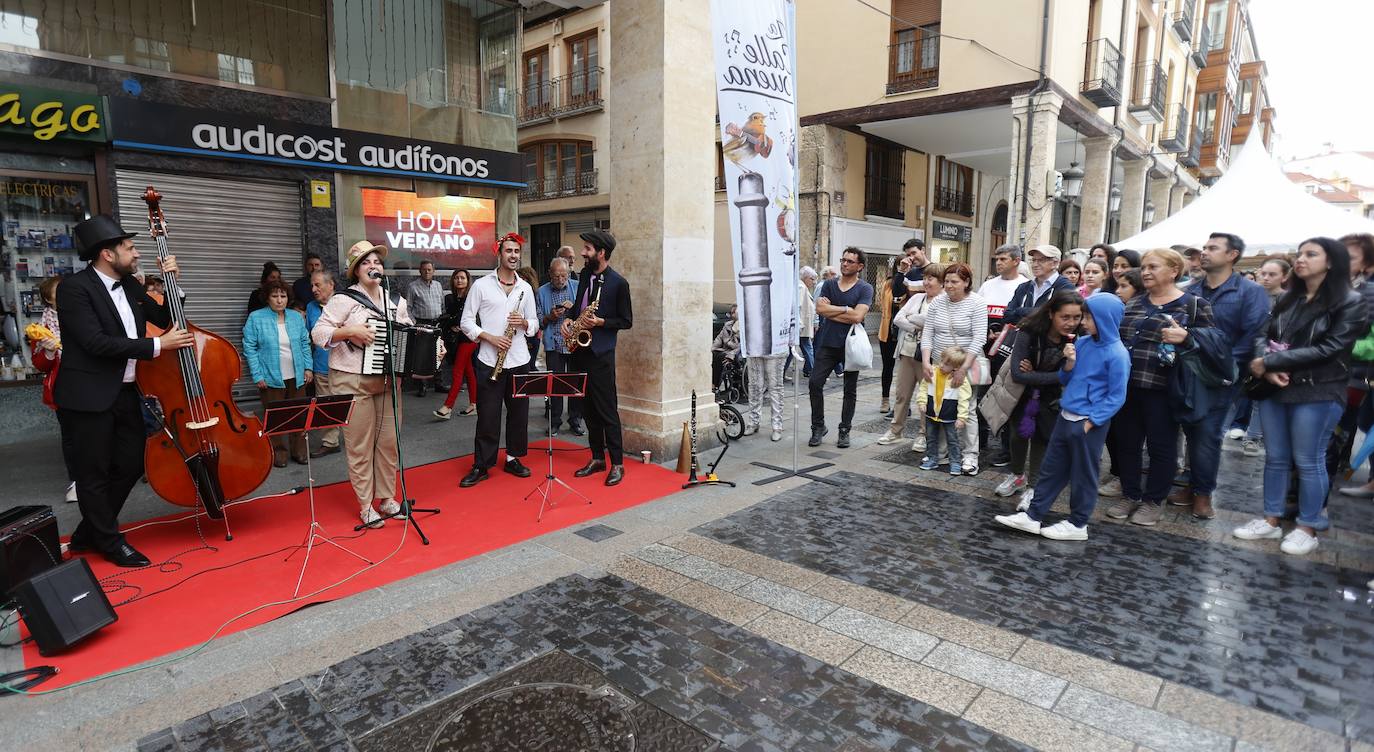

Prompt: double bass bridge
[{"left": 185, "top": 417, "right": 221, "bottom": 430}]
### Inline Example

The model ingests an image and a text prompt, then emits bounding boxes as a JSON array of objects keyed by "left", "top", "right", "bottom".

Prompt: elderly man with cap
[
  {"left": 1002, "top": 245, "right": 1076, "bottom": 325},
  {"left": 561, "top": 229, "right": 633, "bottom": 486},
  {"left": 311, "top": 240, "right": 414, "bottom": 528},
  {"left": 58, "top": 215, "right": 195, "bottom": 567}
]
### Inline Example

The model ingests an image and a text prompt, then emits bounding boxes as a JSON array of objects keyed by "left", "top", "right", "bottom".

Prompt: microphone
[{"left": 367, "top": 270, "right": 383, "bottom": 280}]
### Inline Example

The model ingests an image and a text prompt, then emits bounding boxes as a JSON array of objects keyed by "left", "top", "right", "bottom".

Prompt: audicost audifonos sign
[
  {"left": 361, "top": 189, "right": 496, "bottom": 271},
  {"left": 107, "top": 98, "right": 523, "bottom": 188}
]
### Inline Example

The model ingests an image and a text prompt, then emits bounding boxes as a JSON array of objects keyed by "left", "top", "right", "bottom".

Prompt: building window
[
  {"left": 990, "top": 202, "right": 1008, "bottom": 250},
  {"left": 888, "top": 0, "right": 940, "bottom": 93},
  {"left": 520, "top": 140, "right": 596, "bottom": 200},
  {"left": 935, "top": 156, "right": 975, "bottom": 218},
  {"left": 864, "top": 139, "right": 905, "bottom": 220},
  {"left": 1197, "top": 91, "right": 1218, "bottom": 143},
  {"left": 217, "top": 53, "right": 255, "bottom": 85},
  {"left": 566, "top": 31, "right": 601, "bottom": 108},
  {"left": 1239, "top": 79, "right": 1254, "bottom": 115},
  {"left": 1205, "top": 0, "right": 1226, "bottom": 50},
  {"left": 522, "top": 47, "right": 551, "bottom": 119}
]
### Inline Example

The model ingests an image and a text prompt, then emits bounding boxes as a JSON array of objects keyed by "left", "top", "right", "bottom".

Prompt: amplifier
[
  {"left": 10, "top": 558, "right": 117, "bottom": 656},
  {"left": 0, "top": 505, "right": 60, "bottom": 597}
]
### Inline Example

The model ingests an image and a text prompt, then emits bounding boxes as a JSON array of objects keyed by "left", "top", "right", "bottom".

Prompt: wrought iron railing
[
  {"left": 1160, "top": 105, "right": 1190, "bottom": 153},
  {"left": 1128, "top": 62, "right": 1166, "bottom": 124},
  {"left": 934, "top": 186, "right": 974, "bottom": 217},
  {"left": 1081, "top": 38, "right": 1124, "bottom": 108},
  {"left": 887, "top": 35, "right": 939, "bottom": 94},
  {"left": 517, "top": 67, "right": 605, "bottom": 125},
  {"left": 519, "top": 80, "right": 556, "bottom": 123},
  {"left": 1171, "top": 0, "right": 1196, "bottom": 41},
  {"left": 1191, "top": 24, "right": 1211, "bottom": 67},
  {"left": 519, "top": 169, "right": 599, "bottom": 201}
]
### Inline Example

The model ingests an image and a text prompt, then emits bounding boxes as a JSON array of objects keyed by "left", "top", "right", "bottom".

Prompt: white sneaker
[
  {"left": 1241, "top": 438, "right": 1261, "bottom": 457},
  {"left": 65, "top": 481, "right": 77, "bottom": 503},
  {"left": 876, "top": 429, "right": 904, "bottom": 445},
  {"left": 378, "top": 499, "right": 403, "bottom": 516},
  {"left": 1040, "top": 520, "right": 1088, "bottom": 541},
  {"left": 1017, "top": 488, "right": 1034, "bottom": 512},
  {"left": 911, "top": 436, "right": 926, "bottom": 454},
  {"left": 360, "top": 506, "right": 384, "bottom": 528},
  {"left": 1226, "top": 428, "right": 1245, "bottom": 440},
  {"left": 994, "top": 474, "right": 1026, "bottom": 497},
  {"left": 1232, "top": 518, "right": 1282, "bottom": 540},
  {"left": 994, "top": 511, "right": 1042, "bottom": 534},
  {"left": 962, "top": 457, "right": 979, "bottom": 476},
  {"left": 1098, "top": 477, "right": 1122, "bottom": 497},
  {"left": 1280, "top": 528, "right": 1319, "bottom": 556}
]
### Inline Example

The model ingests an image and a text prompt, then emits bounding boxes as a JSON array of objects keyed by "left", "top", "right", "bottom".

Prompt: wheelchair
[{"left": 714, "top": 355, "right": 748, "bottom": 406}]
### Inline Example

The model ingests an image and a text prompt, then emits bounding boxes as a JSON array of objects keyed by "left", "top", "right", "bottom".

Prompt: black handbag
[{"left": 1241, "top": 373, "right": 1280, "bottom": 401}]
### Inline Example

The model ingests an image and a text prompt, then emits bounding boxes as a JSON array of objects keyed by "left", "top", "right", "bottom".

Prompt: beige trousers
[
  {"left": 331, "top": 371, "right": 401, "bottom": 506},
  {"left": 889, "top": 356, "right": 922, "bottom": 434},
  {"left": 313, "top": 372, "right": 341, "bottom": 449}
]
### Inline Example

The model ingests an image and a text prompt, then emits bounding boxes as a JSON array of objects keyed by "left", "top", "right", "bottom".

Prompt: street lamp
[
  {"left": 1063, "top": 162, "right": 1084, "bottom": 200},
  {"left": 1109, "top": 185, "right": 1122, "bottom": 213},
  {"left": 1144, "top": 199, "right": 1156, "bottom": 225}
]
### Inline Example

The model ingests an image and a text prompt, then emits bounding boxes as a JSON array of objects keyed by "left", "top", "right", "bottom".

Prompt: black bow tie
[{"left": 111, "top": 281, "right": 121, "bottom": 291}]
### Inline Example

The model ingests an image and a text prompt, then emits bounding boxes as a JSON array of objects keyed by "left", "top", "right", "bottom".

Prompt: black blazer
[
  {"left": 565, "top": 266, "right": 632, "bottom": 357},
  {"left": 54, "top": 266, "right": 172, "bottom": 412}
]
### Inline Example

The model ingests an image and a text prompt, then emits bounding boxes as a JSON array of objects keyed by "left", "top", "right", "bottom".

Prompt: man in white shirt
[
  {"left": 977, "top": 243, "right": 1030, "bottom": 468},
  {"left": 459, "top": 232, "right": 540, "bottom": 487}
]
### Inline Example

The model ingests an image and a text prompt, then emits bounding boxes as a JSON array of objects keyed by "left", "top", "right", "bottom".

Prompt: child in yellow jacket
[{"left": 917, "top": 346, "right": 973, "bottom": 475}]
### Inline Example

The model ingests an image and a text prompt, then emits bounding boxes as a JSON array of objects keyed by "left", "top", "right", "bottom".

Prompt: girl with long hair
[{"left": 436, "top": 269, "right": 479, "bottom": 418}]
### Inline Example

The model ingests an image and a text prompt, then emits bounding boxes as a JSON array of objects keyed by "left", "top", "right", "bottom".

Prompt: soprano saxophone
[
  {"left": 566, "top": 285, "right": 602, "bottom": 353},
  {"left": 490, "top": 290, "right": 526, "bottom": 380}
]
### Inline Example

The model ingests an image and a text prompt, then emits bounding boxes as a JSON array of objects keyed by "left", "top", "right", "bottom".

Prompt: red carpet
[{"left": 24, "top": 441, "right": 684, "bottom": 688}]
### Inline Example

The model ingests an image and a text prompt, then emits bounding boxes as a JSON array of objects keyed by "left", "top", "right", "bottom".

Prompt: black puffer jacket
[{"left": 1255, "top": 289, "right": 1369, "bottom": 387}]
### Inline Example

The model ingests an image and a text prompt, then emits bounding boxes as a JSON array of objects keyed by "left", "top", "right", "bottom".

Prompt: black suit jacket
[
  {"left": 565, "top": 266, "right": 632, "bottom": 357},
  {"left": 54, "top": 266, "right": 172, "bottom": 412}
]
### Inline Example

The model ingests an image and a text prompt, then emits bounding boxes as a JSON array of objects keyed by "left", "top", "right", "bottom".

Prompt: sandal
[
  {"left": 433, "top": 406, "right": 453, "bottom": 420},
  {"left": 459, "top": 406, "right": 477, "bottom": 416}
]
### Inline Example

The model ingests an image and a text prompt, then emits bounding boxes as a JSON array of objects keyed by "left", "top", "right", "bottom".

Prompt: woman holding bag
[
  {"left": 920, "top": 263, "right": 988, "bottom": 474},
  {"left": 1234, "top": 237, "right": 1368, "bottom": 555},
  {"left": 877, "top": 263, "right": 945, "bottom": 447}
]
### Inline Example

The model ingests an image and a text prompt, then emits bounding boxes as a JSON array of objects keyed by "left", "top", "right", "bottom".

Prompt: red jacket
[{"left": 29, "top": 344, "right": 58, "bottom": 410}]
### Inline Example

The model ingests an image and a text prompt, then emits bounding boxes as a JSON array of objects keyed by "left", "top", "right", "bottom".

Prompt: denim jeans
[
  {"left": 1181, "top": 383, "right": 1237, "bottom": 496},
  {"left": 925, "top": 418, "right": 962, "bottom": 469},
  {"left": 1245, "top": 403, "right": 1264, "bottom": 441},
  {"left": 1259, "top": 399, "right": 1342, "bottom": 530},
  {"left": 1026, "top": 416, "right": 1111, "bottom": 527}
]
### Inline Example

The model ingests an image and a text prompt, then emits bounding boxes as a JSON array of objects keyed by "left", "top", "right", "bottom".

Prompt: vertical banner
[{"left": 712, "top": 0, "right": 799, "bottom": 358}]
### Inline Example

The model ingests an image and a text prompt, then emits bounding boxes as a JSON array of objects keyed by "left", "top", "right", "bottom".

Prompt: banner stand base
[{"left": 749, "top": 461, "right": 839, "bottom": 486}]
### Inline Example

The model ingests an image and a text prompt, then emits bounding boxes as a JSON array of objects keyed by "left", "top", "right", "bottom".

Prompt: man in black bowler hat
[
  {"left": 57, "top": 215, "right": 195, "bottom": 567},
  {"left": 562, "top": 229, "right": 633, "bottom": 486}
]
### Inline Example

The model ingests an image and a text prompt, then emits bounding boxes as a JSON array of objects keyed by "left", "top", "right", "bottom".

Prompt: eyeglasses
[
  {"left": 841, "top": 258, "right": 862, "bottom": 265},
  {"left": 1031, "top": 256, "right": 1057, "bottom": 264}
]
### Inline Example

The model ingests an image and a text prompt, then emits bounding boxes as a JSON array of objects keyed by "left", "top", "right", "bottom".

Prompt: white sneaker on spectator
[
  {"left": 911, "top": 436, "right": 926, "bottom": 454},
  {"left": 1098, "top": 477, "right": 1122, "bottom": 497},
  {"left": 1241, "top": 438, "right": 1262, "bottom": 457},
  {"left": 876, "top": 429, "right": 904, "bottom": 445},
  {"left": 1017, "top": 488, "right": 1034, "bottom": 512},
  {"left": 1040, "top": 521, "right": 1088, "bottom": 541},
  {"left": 994, "top": 511, "right": 1041, "bottom": 534},
  {"left": 994, "top": 474, "right": 1025, "bottom": 497},
  {"left": 1232, "top": 518, "right": 1282, "bottom": 540},
  {"left": 1279, "top": 528, "right": 1319, "bottom": 556},
  {"left": 962, "top": 457, "right": 979, "bottom": 476},
  {"left": 1226, "top": 428, "right": 1245, "bottom": 440}
]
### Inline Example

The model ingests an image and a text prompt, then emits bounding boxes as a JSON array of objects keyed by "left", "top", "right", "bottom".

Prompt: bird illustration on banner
[{"left": 722, "top": 112, "right": 774, "bottom": 169}]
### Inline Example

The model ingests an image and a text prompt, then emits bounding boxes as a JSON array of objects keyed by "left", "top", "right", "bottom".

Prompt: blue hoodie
[{"left": 1059, "top": 294, "right": 1131, "bottom": 427}]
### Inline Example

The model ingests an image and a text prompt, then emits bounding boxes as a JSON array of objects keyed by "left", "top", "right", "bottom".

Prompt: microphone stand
[{"left": 354, "top": 272, "right": 440, "bottom": 541}]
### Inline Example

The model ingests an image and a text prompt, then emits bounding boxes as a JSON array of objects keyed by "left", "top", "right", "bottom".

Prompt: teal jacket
[{"left": 243, "top": 307, "right": 312, "bottom": 388}]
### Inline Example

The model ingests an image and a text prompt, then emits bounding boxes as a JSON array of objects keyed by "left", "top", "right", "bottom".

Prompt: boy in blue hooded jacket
[{"left": 995, "top": 293, "right": 1130, "bottom": 540}]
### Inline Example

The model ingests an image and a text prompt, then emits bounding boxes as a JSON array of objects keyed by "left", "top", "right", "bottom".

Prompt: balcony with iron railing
[
  {"left": 1180, "top": 130, "right": 1203, "bottom": 168},
  {"left": 1171, "top": 0, "right": 1196, "bottom": 41},
  {"left": 1128, "top": 62, "right": 1166, "bottom": 125},
  {"left": 517, "top": 67, "right": 605, "bottom": 126},
  {"left": 519, "top": 169, "right": 599, "bottom": 201},
  {"left": 519, "top": 80, "right": 556, "bottom": 125},
  {"left": 1191, "top": 24, "right": 1210, "bottom": 68},
  {"left": 1081, "top": 38, "right": 1123, "bottom": 108},
  {"left": 934, "top": 186, "right": 974, "bottom": 217},
  {"left": 887, "top": 33, "right": 940, "bottom": 94},
  {"left": 1159, "top": 104, "right": 1190, "bottom": 153}
]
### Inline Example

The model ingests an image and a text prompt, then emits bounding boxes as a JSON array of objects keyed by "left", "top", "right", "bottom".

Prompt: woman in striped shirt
[{"left": 921, "top": 262, "right": 989, "bottom": 474}]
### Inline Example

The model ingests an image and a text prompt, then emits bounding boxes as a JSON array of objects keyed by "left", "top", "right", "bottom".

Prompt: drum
[{"left": 403, "top": 326, "right": 441, "bottom": 378}]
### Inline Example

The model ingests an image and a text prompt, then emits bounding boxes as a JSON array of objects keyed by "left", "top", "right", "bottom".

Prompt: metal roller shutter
[{"left": 115, "top": 169, "right": 305, "bottom": 401}]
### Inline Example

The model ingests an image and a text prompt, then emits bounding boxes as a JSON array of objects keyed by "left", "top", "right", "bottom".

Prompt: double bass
[{"left": 136, "top": 187, "right": 273, "bottom": 519}]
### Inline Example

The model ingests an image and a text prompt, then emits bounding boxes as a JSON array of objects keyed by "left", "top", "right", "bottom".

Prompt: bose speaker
[
  {"left": 0, "top": 505, "right": 61, "bottom": 597},
  {"left": 10, "top": 558, "right": 117, "bottom": 656}
]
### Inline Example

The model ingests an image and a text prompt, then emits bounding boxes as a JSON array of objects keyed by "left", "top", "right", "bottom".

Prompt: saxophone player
[
  {"left": 561, "top": 229, "right": 633, "bottom": 486},
  {"left": 459, "top": 232, "right": 539, "bottom": 488}
]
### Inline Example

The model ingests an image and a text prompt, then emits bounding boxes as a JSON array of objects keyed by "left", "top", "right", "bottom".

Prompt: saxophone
[
  {"left": 566, "top": 285, "right": 602, "bottom": 353},
  {"left": 490, "top": 290, "right": 526, "bottom": 381}
]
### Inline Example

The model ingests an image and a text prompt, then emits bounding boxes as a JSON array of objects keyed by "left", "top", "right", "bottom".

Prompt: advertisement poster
[
  {"left": 361, "top": 189, "right": 496, "bottom": 270},
  {"left": 712, "top": 0, "right": 799, "bottom": 358}
]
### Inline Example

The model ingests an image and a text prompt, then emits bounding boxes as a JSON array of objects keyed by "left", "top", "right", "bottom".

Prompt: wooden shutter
[{"left": 891, "top": 0, "right": 942, "bottom": 30}]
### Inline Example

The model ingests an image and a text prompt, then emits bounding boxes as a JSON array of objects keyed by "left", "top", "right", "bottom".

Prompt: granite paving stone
[
  {"left": 744, "top": 609, "right": 865, "bottom": 665},
  {"left": 818, "top": 606, "right": 940, "bottom": 662},
  {"left": 963, "top": 689, "right": 1135, "bottom": 752},
  {"left": 668, "top": 579, "right": 771, "bottom": 626},
  {"left": 840, "top": 646, "right": 983, "bottom": 715},
  {"left": 1054, "top": 684, "right": 1235, "bottom": 752},
  {"left": 1011, "top": 638, "right": 1162, "bottom": 707},
  {"left": 661, "top": 553, "right": 759, "bottom": 591},
  {"left": 733, "top": 578, "right": 840, "bottom": 622},
  {"left": 920, "top": 642, "right": 1067, "bottom": 710}
]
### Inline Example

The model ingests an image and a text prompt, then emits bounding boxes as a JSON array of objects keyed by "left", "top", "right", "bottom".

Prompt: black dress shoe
[
  {"left": 292, "top": 456, "right": 308, "bottom": 466},
  {"left": 66, "top": 538, "right": 93, "bottom": 553},
  {"left": 311, "top": 444, "right": 341, "bottom": 458},
  {"left": 570, "top": 422, "right": 585, "bottom": 436},
  {"left": 504, "top": 458, "right": 532, "bottom": 478},
  {"left": 604, "top": 465, "right": 625, "bottom": 486},
  {"left": 460, "top": 467, "right": 489, "bottom": 487},
  {"left": 105, "top": 543, "right": 151, "bottom": 568},
  {"left": 574, "top": 459, "right": 607, "bottom": 478}
]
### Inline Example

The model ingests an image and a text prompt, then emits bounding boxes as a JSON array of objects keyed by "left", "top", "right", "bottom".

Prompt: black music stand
[
  {"left": 263, "top": 395, "right": 373, "bottom": 597},
  {"left": 514, "top": 371, "right": 592, "bottom": 521}
]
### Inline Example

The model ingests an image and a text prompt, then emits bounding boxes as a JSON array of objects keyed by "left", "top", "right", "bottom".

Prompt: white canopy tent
[{"left": 1115, "top": 134, "right": 1374, "bottom": 254}]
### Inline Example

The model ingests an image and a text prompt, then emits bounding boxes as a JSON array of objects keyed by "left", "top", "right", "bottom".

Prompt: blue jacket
[
  {"left": 305, "top": 300, "right": 330, "bottom": 375},
  {"left": 1193, "top": 272, "right": 1271, "bottom": 367},
  {"left": 1003, "top": 273, "right": 1077, "bottom": 324},
  {"left": 1059, "top": 294, "right": 1131, "bottom": 427},
  {"left": 243, "top": 307, "right": 312, "bottom": 388}
]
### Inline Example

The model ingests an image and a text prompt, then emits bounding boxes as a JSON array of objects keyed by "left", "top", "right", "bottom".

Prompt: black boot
[{"left": 808, "top": 427, "right": 827, "bottom": 447}]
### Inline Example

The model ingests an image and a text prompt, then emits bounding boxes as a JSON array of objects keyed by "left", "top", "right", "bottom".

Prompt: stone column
[
  {"left": 1008, "top": 90, "right": 1063, "bottom": 249},
  {"left": 1078, "top": 133, "right": 1121, "bottom": 247},
  {"left": 798, "top": 125, "right": 849, "bottom": 275},
  {"left": 607, "top": 0, "right": 716, "bottom": 459},
  {"left": 1169, "top": 184, "right": 1188, "bottom": 216},
  {"left": 1147, "top": 173, "right": 1176, "bottom": 228},
  {"left": 1117, "top": 158, "right": 1151, "bottom": 239}
]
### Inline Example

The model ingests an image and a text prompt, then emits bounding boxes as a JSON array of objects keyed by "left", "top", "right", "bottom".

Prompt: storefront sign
[
  {"left": 0, "top": 84, "right": 105, "bottom": 143},
  {"left": 108, "top": 98, "right": 524, "bottom": 188},
  {"left": 362, "top": 189, "right": 496, "bottom": 270},
  {"left": 932, "top": 220, "right": 973, "bottom": 243}
]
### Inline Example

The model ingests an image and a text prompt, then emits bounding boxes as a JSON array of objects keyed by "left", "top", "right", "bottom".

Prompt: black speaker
[
  {"left": 0, "top": 505, "right": 61, "bottom": 596},
  {"left": 10, "top": 558, "right": 117, "bottom": 656}
]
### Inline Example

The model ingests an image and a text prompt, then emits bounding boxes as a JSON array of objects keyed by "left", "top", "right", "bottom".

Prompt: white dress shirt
[
  {"left": 460, "top": 273, "right": 538, "bottom": 369},
  {"left": 93, "top": 266, "right": 160, "bottom": 382}
]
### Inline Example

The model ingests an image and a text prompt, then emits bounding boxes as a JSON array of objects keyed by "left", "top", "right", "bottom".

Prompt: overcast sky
[{"left": 1248, "top": 0, "right": 1373, "bottom": 160}]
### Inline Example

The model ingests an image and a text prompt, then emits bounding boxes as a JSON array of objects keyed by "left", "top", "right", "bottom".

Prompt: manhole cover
[{"left": 358, "top": 651, "right": 717, "bottom": 752}]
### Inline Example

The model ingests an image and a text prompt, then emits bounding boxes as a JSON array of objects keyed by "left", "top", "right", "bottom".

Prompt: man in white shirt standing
[
  {"left": 977, "top": 243, "right": 1029, "bottom": 468},
  {"left": 459, "top": 233, "right": 540, "bottom": 488}
]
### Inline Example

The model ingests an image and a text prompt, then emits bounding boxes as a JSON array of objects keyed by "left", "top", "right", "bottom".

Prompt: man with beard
[
  {"left": 562, "top": 229, "right": 633, "bottom": 486},
  {"left": 57, "top": 215, "right": 195, "bottom": 567}
]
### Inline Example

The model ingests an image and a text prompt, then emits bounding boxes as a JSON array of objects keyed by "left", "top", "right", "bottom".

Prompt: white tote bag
[{"left": 844, "top": 323, "right": 873, "bottom": 372}]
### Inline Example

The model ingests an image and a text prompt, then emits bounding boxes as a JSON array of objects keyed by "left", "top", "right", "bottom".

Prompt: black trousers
[
  {"left": 55, "top": 409, "right": 78, "bottom": 483},
  {"left": 1113, "top": 386, "right": 1179, "bottom": 504},
  {"left": 545, "top": 350, "right": 584, "bottom": 427},
  {"left": 571, "top": 348, "right": 624, "bottom": 465},
  {"left": 63, "top": 385, "right": 145, "bottom": 552},
  {"left": 879, "top": 335, "right": 898, "bottom": 400},
  {"left": 809, "top": 345, "right": 859, "bottom": 431},
  {"left": 471, "top": 358, "right": 530, "bottom": 470}
]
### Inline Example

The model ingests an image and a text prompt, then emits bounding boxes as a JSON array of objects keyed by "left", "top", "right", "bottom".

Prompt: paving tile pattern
[
  {"left": 138, "top": 574, "right": 1033, "bottom": 752},
  {"left": 693, "top": 471, "right": 1374, "bottom": 741}
]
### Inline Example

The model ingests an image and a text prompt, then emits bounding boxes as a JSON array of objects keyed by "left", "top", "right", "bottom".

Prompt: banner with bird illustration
[{"left": 712, "top": 0, "right": 799, "bottom": 358}]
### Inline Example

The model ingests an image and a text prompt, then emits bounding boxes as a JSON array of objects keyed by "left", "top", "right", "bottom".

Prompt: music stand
[
  {"left": 513, "top": 371, "right": 592, "bottom": 521},
  {"left": 262, "top": 395, "right": 373, "bottom": 597}
]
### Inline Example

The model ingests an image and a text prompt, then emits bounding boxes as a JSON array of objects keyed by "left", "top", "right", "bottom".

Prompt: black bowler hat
[
  {"left": 74, "top": 215, "right": 138, "bottom": 261},
  {"left": 579, "top": 228, "right": 616, "bottom": 255}
]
